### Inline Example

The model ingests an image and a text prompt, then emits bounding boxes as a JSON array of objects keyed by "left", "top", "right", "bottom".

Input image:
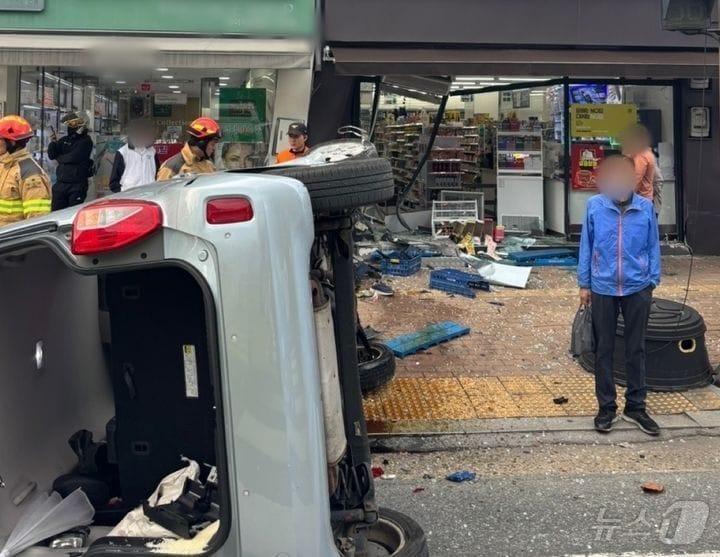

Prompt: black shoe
[
  {"left": 594, "top": 410, "right": 618, "bottom": 433},
  {"left": 622, "top": 409, "right": 660, "bottom": 436}
]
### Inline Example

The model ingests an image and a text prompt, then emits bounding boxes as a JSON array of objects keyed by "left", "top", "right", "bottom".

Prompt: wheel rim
[
  {"left": 358, "top": 345, "right": 383, "bottom": 364},
  {"left": 365, "top": 516, "right": 406, "bottom": 556}
]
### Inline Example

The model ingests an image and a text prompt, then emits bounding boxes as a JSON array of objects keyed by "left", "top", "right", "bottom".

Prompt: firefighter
[
  {"left": 276, "top": 122, "right": 310, "bottom": 163},
  {"left": 48, "top": 112, "right": 94, "bottom": 211},
  {"left": 0, "top": 115, "right": 51, "bottom": 227},
  {"left": 157, "top": 117, "right": 221, "bottom": 180}
]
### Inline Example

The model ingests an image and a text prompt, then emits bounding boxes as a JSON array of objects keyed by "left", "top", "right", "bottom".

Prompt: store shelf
[
  {"left": 497, "top": 150, "right": 542, "bottom": 155},
  {"left": 497, "top": 169, "right": 544, "bottom": 175},
  {"left": 497, "top": 130, "right": 543, "bottom": 136}
]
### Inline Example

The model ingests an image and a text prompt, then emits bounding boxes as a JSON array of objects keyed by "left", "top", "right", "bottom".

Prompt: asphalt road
[{"left": 374, "top": 436, "right": 720, "bottom": 556}]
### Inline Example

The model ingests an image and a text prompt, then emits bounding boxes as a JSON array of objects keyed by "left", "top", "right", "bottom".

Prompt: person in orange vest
[
  {"left": 276, "top": 122, "right": 310, "bottom": 163},
  {"left": 0, "top": 115, "right": 51, "bottom": 227},
  {"left": 157, "top": 117, "right": 221, "bottom": 180}
]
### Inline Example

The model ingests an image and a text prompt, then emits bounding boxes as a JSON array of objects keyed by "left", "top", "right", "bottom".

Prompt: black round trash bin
[{"left": 579, "top": 298, "right": 714, "bottom": 391}]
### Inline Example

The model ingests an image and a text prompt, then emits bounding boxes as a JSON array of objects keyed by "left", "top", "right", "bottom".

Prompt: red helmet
[
  {"left": 187, "top": 117, "right": 222, "bottom": 140},
  {"left": 0, "top": 115, "right": 34, "bottom": 142}
]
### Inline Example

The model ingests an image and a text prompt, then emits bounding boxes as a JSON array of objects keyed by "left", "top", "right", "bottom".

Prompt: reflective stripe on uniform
[
  {"left": 22, "top": 199, "right": 51, "bottom": 214},
  {"left": 0, "top": 199, "right": 24, "bottom": 215}
]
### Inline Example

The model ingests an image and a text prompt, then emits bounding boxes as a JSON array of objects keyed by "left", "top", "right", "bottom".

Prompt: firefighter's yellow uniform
[
  {"left": 156, "top": 144, "right": 216, "bottom": 181},
  {"left": 0, "top": 148, "right": 52, "bottom": 226}
]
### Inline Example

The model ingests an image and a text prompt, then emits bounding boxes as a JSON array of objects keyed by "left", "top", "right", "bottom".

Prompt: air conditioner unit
[{"left": 661, "top": 0, "right": 716, "bottom": 32}]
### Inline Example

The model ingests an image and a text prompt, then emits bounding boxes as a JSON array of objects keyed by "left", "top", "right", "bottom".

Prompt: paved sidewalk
[{"left": 359, "top": 256, "right": 720, "bottom": 431}]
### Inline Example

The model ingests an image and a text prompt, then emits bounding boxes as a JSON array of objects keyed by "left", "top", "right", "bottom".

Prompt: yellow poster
[{"left": 570, "top": 104, "right": 638, "bottom": 138}]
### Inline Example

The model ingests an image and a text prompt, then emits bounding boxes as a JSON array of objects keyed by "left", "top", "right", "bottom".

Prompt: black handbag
[{"left": 570, "top": 305, "right": 595, "bottom": 357}]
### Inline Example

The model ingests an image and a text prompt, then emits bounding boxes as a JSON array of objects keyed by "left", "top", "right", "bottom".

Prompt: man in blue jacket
[{"left": 578, "top": 155, "right": 661, "bottom": 435}]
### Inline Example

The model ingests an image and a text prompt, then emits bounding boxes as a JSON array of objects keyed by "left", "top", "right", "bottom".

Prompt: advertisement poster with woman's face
[{"left": 218, "top": 142, "right": 258, "bottom": 170}]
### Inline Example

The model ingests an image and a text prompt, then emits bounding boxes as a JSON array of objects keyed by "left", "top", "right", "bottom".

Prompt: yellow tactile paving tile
[
  {"left": 646, "top": 392, "right": 697, "bottom": 414},
  {"left": 500, "top": 376, "right": 551, "bottom": 395},
  {"left": 681, "top": 390, "right": 720, "bottom": 410},
  {"left": 363, "top": 374, "right": 720, "bottom": 424}
]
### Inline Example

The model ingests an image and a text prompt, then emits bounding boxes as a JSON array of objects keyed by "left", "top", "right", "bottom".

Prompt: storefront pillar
[
  {"left": 200, "top": 78, "right": 219, "bottom": 119},
  {"left": 0, "top": 66, "right": 19, "bottom": 115}
]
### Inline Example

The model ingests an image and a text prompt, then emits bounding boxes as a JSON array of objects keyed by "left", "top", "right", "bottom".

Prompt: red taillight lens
[
  {"left": 71, "top": 200, "right": 163, "bottom": 255},
  {"left": 206, "top": 197, "right": 253, "bottom": 225}
]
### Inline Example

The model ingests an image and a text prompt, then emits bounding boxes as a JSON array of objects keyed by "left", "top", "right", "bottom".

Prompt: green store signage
[
  {"left": 0, "top": 0, "right": 315, "bottom": 36},
  {"left": 219, "top": 88, "right": 267, "bottom": 143}
]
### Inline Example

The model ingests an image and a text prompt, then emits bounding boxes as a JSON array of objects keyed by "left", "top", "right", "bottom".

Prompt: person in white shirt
[{"left": 109, "top": 120, "right": 160, "bottom": 192}]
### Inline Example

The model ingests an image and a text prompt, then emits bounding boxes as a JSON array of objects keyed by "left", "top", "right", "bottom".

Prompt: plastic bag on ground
[
  {"left": 109, "top": 459, "right": 200, "bottom": 539},
  {"left": 570, "top": 305, "right": 595, "bottom": 357},
  {"left": 0, "top": 490, "right": 94, "bottom": 557}
]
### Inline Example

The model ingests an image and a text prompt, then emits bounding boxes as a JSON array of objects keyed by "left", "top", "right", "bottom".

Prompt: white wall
[
  {"left": 378, "top": 94, "right": 465, "bottom": 111},
  {"left": 499, "top": 91, "right": 548, "bottom": 121},
  {"left": 472, "top": 92, "right": 499, "bottom": 119},
  {"left": 268, "top": 68, "right": 313, "bottom": 162}
]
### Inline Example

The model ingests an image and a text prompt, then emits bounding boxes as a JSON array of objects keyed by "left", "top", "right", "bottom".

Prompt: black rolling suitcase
[{"left": 105, "top": 267, "right": 216, "bottom": 506}]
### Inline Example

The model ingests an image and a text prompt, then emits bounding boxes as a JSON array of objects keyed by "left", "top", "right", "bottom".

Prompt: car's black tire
[
  {"left": 365, "top": 507, "right": 429, "bottom": 556},
  {"left": 265, "top": 158, "right": 395, "bottom": 213},
  {"left": 358, "top": 342, "right": 396, "bottom": 394}
]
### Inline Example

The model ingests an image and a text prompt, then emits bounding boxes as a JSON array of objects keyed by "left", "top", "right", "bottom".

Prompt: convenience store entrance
[
  {"left": 18, "top": 65, "right": 282, "bottom": 199},
  {"left": 368, "top": 77, "right": 680, "bottom": 240}
]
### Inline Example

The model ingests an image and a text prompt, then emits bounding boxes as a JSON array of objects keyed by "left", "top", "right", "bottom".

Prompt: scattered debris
[
  {"left": 422, "top": 473, "right": 434, "bottom": 480},
  {"left": 486, "top": 300, "right": 505, "bottom": 307},
  {"left": 380, "top": 474, "right": 397, "bottom": 480},
  {"left": 371, "top": 466, "right": 384, "bottom": 479},
  {"left": 553, "top": 396, "right": 569, "bottom": 405},
  {"left": 385, "top": 321, "right": 471, "bottom": 358},
  {"left": 460, "top": 254, "right": 532, "bottom": 289},
  {"left": 382, "top": 459, "right": 390, "bottom": 465},
  {"left": 484, "top": 235, "right": 501, "bottom": 260},
  {"left": 404, "top": 288, "right": 433, "bottom": 297},
  {"left": 364, "top": 326, "right": 382, "bottom": 340},
  {"left": 412, "top": 487, "right": 426, "bottom": 494},
  {"left": 446, "top": 471, "right": 476, "bottom": 483},
  {"left": 356, "top": 289, "right": 377, "bottom": 300},
  {"left": 617, "top": 442, "right": 634, "bottom": 449},
  {"left": 641, "top": 481, "right": 665, "bottom": 494}
]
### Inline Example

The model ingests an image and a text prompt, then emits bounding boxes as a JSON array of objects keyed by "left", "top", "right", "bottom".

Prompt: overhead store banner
[
  {"left": 154, "top": 93, "right": 187, "bottom": 105},
  {"left": 570, "top": 104, "right": 638, "bottom": 138},
  {"left": 0, "top": 0, "right": 315, "bottom": 36},
  {"left": 219, "top": 88, "right": 267, "bottom": 143}
]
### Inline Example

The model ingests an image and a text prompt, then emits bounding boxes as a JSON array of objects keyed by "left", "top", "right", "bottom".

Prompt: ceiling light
[
  {"left": 161, "top": 75, "right": 174, "bottom": 79},
  {"left": 156, "top": 68, "right": 169, "bottom": 72},
  {"left": 455, "top": 77, "right": 494, "bottom": 82},
  {"left": 452, "top": 82, "right": 498, "bottom": 87},
  {"left": 173, "top": 91, "right": 183, "bottom": 94},
  {"left": 115, "top": 80, "right": 126, "bottom": 84},
  {"left": 168, "top": 85, "right": 179, "bottom": 89},
  {"left": 219, "top": 76, "right": 230, "bottom": 81},
  {"left": 219, "top": 83, "right": 227, "bottom": 87},
  {"left": 497, "top": 77, "right": 550, "bottom": 82}
]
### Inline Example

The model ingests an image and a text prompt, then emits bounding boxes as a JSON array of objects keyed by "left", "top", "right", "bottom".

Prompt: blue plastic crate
[
  {"left": 516, "top": 256, "right": 578, "bottom": 267},
  {"left": 385, "top": 321, "right": 471, "bottom": 358},
  {"left": 507, "top": 248, "right": 577, "bottom": 263},
  {"left": 370, "top": 250, "right": 422, "bottom": 276},
  {"left": 380, "top": 254, "right": 422, "bottom": 277},
  {"left": 429, "top": 268, "right": 490, "bottom": 297},
  {"left": 429, "top": 276, "right": 476, "bottom": 298}
]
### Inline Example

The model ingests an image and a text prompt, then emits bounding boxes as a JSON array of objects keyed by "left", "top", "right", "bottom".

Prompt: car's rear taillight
[
  {"left": 71, "top": 200, "right": 163, "bottom": 255},
  {"left": 206, "top": 197, "right": 253, "bottom": 225}
]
